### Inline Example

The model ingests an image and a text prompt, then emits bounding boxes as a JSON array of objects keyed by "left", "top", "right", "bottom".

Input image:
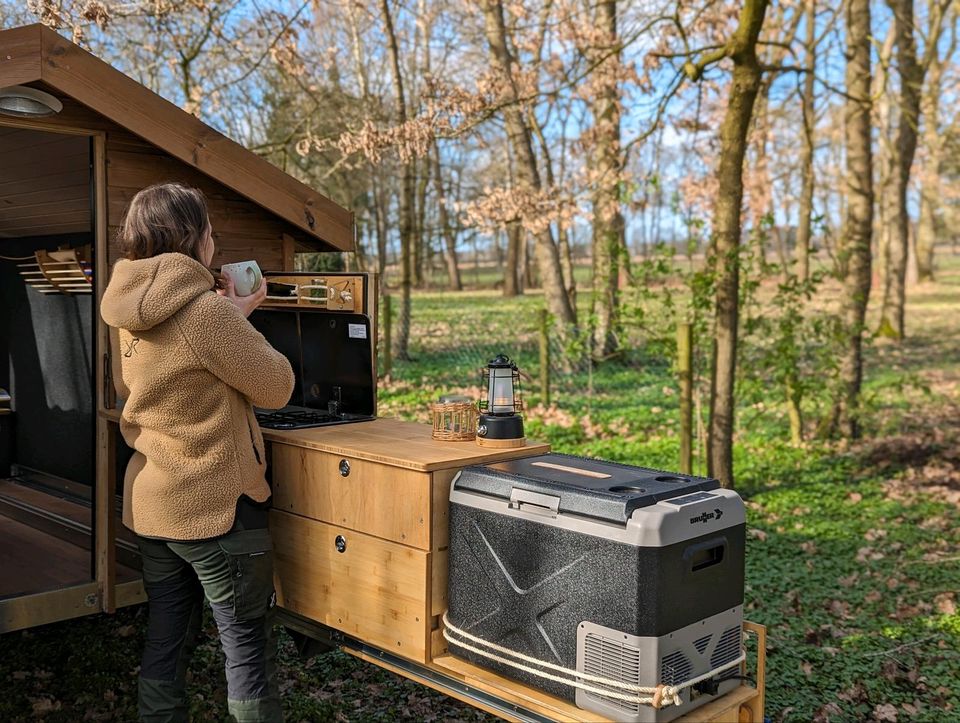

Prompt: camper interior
[{"left": 0, "top": 126, "right": 139, "bottom": 602}]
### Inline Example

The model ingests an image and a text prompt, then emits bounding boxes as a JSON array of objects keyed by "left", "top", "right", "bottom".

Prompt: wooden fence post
[
  {"left": 677, "top": 323, "right": 693, "bottom": 474},
  {"left": 383, "top": 294, "right": 393, "bottom": 378},
  {"left": 538, "top": 308, "right": 550, "bottom": 406}
]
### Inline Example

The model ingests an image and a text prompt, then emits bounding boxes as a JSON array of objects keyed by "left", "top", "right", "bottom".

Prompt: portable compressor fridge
[{"left": 445, "top": 453, "right": 746, "bottom": 722}]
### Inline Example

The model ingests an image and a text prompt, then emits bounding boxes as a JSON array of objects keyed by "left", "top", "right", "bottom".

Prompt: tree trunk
[
  {"left": 380, "top": 0, "right": 413, "bottom": 360},
  {"left": 480, "top": 0, "right": 577, "bottom": 327},
  {"left": 588, "top": 0, "right": 623, "bottom": 360},
  {"left": 559, "top": 226, "right": 576, "bottom": 311},
  {"left": 529, "top": 88, "right": 576, "bottom": 311},
  {"left": 414, "top": 157, "right": 429, "bottom": 288},
  {"left": 504, "top": 223, "right": 522, "bottom": 296},
  {"left": 871, "top": 24, "right": 897, "bottom": 301},
  {"left": 916, "top": 24, "right": 952, "bottom": 282},
  {"left": 706, "top": 0, "right": 769, "bottom": 489},
  {"left": 372, "top": 174, "right": 388, "bottom": 277},
  {"left": 524, "top": 239, "right": 537, "bottom": 289},
  {"left": 878, "top": 0, "right": 935, "bottom": 340},
  {"left": 795, "top": 0, "right": 817, "bottom": 282},
  {"left": 751, "top": 87, "right": 771, "bottom": 277},
  {"left": 835, "top": 0, "right": 873, "bottom": 439},
  {"left": 432, "top": 145, "right": 463, "bottom": 291}
]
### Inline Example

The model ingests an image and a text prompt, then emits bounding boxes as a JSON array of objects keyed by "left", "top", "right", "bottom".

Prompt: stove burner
[{"left": 254, "top": 408, "right": 373, "bottom": 430}]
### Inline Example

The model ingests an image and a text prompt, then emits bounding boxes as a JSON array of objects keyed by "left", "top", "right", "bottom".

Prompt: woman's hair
[{"left": 118, "top": 183, "right": 211, "bottom": 263}]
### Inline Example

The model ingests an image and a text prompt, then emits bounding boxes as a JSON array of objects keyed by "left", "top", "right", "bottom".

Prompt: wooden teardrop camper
[{"left": 0, "top": 23, "right": 353, "bottom": 632}]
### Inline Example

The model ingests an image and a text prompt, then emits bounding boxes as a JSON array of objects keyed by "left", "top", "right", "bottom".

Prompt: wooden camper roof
[{"left": 0, "top": 24, "right": 354, "bottom": 252}]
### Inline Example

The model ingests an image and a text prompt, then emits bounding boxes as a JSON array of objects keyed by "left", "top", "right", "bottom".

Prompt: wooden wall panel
[
  {"left": 106, "top": 134, "right": 297, "bottom": 270},
  {"left": 0, "top": 128, "right": 90, "bottom": 239},
  {"left": 0, "top": 113, "right": 306, "bottom": 271}
]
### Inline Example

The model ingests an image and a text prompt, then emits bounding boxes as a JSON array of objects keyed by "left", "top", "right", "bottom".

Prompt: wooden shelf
[{"left": 424, "top": 653, "right": 761, "bottom": 723}]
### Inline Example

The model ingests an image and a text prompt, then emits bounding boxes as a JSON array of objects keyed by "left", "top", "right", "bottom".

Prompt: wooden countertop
[{"left": 262, "top": 417, "right": 550, "bottom": 472}]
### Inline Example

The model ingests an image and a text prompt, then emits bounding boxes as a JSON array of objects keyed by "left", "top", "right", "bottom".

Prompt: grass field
[{"left": 1, "top": 254, "right": 958, "bottom": 722}]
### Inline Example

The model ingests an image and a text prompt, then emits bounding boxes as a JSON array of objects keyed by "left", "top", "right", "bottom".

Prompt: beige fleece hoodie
[{"left": 101, "top": 253, "right": 295, "bottom": 540}]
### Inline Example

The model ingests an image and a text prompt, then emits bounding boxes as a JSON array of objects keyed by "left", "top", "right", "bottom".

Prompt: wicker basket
[{"left": 431, "top": 402, "right": 477, "bottom": 441}]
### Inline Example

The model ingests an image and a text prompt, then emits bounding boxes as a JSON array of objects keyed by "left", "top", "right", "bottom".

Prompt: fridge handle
[
  {"left": 509, "top": 487, "right": 560, "bottom": 518},
  {"left": 682, "top": 536, "right": 727, "bottom": 573}
]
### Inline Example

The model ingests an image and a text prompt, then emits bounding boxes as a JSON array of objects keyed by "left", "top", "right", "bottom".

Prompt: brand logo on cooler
[{"left": 690, "top": 508, "right": 724, "bottom": 524}]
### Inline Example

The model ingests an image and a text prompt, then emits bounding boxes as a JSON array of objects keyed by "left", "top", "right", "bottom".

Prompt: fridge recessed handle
[{"left": 683, "top": 537, "right": 727, "bottom": 573}]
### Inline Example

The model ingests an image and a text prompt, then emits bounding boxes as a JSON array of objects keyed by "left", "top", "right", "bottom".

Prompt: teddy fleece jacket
[{"left": 101, "top": 253, "right": 295, "bottom": 540}]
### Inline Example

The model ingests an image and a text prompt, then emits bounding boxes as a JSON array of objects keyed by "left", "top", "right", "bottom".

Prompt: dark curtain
[{"left": 1, "top": 234, "right": 95, "bottom": 486}]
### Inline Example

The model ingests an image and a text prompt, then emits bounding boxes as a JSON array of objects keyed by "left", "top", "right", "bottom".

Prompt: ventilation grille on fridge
[
  {"left": 659, "top": 648, "right": 694, "bottom": 686},
  {"left": 711, "top": 626, "right": 742, "bottom": 680},
  {"left": 582, "top": 632, "right": 642, "bottom": 714},
  {"left": 693, "top": 633, "right": 712, "bottom": 655}
]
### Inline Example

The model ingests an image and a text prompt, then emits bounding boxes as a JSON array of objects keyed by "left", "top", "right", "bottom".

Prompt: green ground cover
[{"left": 1, "top": 256, "right": 958, "bottom": 722}]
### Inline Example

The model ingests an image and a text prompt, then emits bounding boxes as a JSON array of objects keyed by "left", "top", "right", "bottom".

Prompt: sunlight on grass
[{"left": 376, "top": 252, "right": 960, "bottom": 721}]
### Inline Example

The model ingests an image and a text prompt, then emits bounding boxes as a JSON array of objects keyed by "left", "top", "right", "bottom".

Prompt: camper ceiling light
[{"left": 0, "top": 86, "right": 63, "bottom": 117}]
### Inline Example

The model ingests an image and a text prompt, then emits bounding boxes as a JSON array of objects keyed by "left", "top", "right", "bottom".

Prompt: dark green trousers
[{"left": 137, "top": 525, "right": 281, "bottom": 722}]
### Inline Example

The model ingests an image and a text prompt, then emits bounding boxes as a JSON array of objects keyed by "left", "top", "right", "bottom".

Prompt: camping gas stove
[{"left": 254, "top": 407, "right": 374, "bottom": 430}]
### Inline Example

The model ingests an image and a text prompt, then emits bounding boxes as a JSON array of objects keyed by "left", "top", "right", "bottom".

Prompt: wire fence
[
  {"left": 372, "top": 289, "right": 703, "bottom": 473},
  {"left": 376, "top": 291, "right": 646, "bottom": 399}
]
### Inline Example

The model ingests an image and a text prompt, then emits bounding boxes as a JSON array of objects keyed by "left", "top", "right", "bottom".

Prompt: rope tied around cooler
[{"left": 441, "top": 612, "right": 747, "bottom": 709}]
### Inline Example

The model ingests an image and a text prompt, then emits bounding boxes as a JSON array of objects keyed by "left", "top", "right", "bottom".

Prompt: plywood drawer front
[
  {"left": 271, "top": 510, "right": 430, "bottom": 662},
  {"left": 271, "top": 444, "right": 431, "bottom": 548}
]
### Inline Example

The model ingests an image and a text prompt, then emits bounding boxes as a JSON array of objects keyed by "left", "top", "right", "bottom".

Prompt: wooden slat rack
[{"left": 18, "top": 247, "right": 92, "bottom": 295}]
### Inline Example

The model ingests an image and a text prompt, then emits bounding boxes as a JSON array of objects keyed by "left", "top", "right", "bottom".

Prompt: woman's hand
[{"left": 217, "top": 276, "right": 267, "bottom": 317}]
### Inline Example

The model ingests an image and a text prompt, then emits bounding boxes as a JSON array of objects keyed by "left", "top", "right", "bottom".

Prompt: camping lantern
[{"left": 477, "top": 354, "right": 525, "bottom": 448}]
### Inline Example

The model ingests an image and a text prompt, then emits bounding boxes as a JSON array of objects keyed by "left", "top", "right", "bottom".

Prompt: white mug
[{"left": 220, "top": 260, "right": 263, "bottom": 297}]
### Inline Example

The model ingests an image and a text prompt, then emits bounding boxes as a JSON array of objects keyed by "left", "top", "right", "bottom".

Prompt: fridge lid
[{"left": 454, "top": 453, "right": 719, "bottom": 523}]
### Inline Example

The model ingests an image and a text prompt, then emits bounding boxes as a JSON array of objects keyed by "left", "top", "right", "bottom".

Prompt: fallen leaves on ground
[{"left": 873, "top": 702, "right": 899, "bottom": 721}]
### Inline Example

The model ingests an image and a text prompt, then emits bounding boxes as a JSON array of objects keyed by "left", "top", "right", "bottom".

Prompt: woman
[{"left": 101, "top": 183, "right": 294, "bottom": 723}]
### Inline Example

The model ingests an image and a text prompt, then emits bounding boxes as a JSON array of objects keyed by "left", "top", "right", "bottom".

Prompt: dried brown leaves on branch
[
  {"left": 456, "top": 185, "right": 582, "bottom": 235},
  {"left": 270, "top": 26, "right": 306, "bottom": 77},
  {"left": 296, "top": 71, "right": 521, "bottom": 165}
]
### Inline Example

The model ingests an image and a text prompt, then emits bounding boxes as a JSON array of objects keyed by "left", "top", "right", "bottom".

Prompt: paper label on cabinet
[{"left": 348, "top": 323, "right": 367, "bottom": 339}]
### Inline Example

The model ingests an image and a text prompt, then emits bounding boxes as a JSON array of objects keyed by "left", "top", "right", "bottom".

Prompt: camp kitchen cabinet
[{"left": 262, "top": 421, "right": 767, "bottom": 723}]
